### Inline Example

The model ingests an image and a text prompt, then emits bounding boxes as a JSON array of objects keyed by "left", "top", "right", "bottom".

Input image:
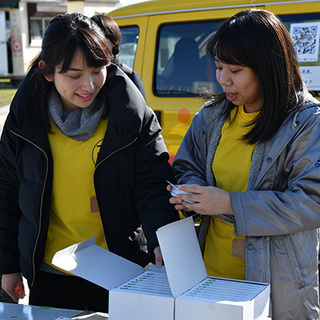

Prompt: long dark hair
[
  {"left": 207, "top": 9, "right": 306, "bottom": 144},
  {"left": 29, "top": 13, "right": 111, "bottom": 130}
]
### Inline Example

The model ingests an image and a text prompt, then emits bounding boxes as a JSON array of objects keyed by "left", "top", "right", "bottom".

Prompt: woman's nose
[
  {"left": 218, "top": 69, "right": 232, "bottom": 86},
  {"left": 81, "top": 76, "right": 95, "bottom": 91}
]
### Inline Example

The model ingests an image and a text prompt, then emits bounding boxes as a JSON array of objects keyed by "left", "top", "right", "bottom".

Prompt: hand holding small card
[{"left": 166, "top": 181, "right": 195, "bottom": 204}]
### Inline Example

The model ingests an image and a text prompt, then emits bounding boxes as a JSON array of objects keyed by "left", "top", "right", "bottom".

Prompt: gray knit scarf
[{"left": 48, "top": 90, "right": 105, "bottom": 141}]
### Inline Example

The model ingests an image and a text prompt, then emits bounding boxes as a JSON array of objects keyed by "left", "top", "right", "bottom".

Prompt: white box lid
[
  {"left": 52, "top": 217, "right": 210, "bottom": 296},
  {"left": 156, "top": 217, "right": 207, "bottom": 297},
  {"left": 52, "top": 237, "right": 145, "bottom": 291}
]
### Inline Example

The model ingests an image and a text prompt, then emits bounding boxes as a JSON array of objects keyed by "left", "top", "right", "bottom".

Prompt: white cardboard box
[{"left": 52, "top": 217, "right": 270, "bottom": 320}]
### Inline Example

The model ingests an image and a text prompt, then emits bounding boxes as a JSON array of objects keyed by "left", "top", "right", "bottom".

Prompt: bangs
[
  {"left": 80, "top": 28, "right": 109, "bottom": 68},
  {"left": 213, "top": 29, "right": 251, "bottom": 67},
  {"left": 214, "top": 39, "right": 246, "bottom": 66},
  {"left": 208, "top": 16, "right": 256, "bottom": 68},
  {"left": 59, "top": 28, "right": 109, "bottom": 73},
  {"left": 80, "top": 44, "right": 108, "bottom": 69}
]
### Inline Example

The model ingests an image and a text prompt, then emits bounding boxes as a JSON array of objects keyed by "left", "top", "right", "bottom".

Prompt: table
[{"left": 0, "top": 302, "right": 109, "bottom": 319}]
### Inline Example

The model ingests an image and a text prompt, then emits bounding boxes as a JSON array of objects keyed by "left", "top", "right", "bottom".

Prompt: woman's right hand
[
  {"left": 168, "top": 184, "right": 233, "bottom": 216},
  {"left": 2, "top": 273, "right": 25, "bottom": 302}
]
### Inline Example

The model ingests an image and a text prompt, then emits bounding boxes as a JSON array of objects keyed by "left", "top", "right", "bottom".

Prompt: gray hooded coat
[{"left": 173, "top": 95, "right": 320, "bottom": 320}]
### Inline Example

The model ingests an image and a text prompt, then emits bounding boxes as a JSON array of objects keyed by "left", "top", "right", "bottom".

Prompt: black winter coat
[{"left": 0, "top": 64, "right": 178, "bottom": 287}]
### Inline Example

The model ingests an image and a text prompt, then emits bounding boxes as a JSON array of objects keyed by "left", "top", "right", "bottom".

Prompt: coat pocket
[{"left": 272, "top": 235, "right": 305, "bottom": 289}]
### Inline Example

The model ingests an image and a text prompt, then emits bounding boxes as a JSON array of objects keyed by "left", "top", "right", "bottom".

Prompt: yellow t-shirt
[
  {"left": 204, "top": 105, "right": 258, "bottom": 280},
  {"left": 44, "top": 118, "right": 109, "bottom": 270}
]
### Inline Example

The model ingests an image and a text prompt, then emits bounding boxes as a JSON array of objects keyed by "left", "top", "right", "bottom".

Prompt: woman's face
[
  {"left": 43, "top": 50, "right": 107, "bottom": 112},
  {"left": 215, "top": 58, "right": 263, "bottom": 113}
]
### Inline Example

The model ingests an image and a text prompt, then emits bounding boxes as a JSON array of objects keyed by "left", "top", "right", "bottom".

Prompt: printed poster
[{"left": 290, "top": 22, "right": 320, "bottom": 62}]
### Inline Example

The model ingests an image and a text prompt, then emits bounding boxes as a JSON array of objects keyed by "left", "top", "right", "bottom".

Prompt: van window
[
  {"left": 118, "top": 13, "right": 320, "bottom": 97},
  {"left": 153, "top": 14, "right": 320, "bottom": 97},
  {"left": 118, "top": 25, "right": 139, "bottom": 69},
  {"left": 154, "top": 20, "right": 223, "bottom": 97}
]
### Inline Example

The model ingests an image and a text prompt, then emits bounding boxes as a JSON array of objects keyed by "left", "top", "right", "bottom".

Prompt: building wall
[
  {"left": 68, "top": 1, "right": 118, "bottom": 16},
  {"left": 1, "top": 0, "right": 120, "bottom": 79},
  {"left": 20, "top": 2, "right": 41, "bottom": 75}
]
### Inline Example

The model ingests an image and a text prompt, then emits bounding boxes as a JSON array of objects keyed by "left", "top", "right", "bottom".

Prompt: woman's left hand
[{"left": 171, "top": 184, "right": 234, "bottom": 216}]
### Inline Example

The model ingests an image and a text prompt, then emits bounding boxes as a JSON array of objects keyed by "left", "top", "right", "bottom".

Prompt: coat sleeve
[
  {"left": 132, "top": 105, "right": 179, "bottom": 259},
  {"left": 232, "top": 107, "right": 320, "bottom": 237},
  {"left": 0, "top": 98, "right": 23, "bottom": 274}
]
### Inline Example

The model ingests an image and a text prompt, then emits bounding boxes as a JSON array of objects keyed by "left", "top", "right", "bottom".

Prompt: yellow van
[{"left": 108, "top": 0, "right": 320, "bottom": 163}]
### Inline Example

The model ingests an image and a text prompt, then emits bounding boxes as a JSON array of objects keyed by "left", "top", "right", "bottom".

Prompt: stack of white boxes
[{"left": 53, "top": 217, "right": 270, "bottom": 320}]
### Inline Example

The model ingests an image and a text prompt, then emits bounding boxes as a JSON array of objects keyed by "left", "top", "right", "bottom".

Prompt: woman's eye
[{"left": 68, "top": 74, "right": 80, "bottom": 79}]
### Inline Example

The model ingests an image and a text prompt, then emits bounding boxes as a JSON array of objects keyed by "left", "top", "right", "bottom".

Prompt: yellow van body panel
[
  {"left": 109, "top": 0, "right": 320, "bottom": 162},
  {"left": 111, "top": 0, "right": 319, "bottom": 18}
]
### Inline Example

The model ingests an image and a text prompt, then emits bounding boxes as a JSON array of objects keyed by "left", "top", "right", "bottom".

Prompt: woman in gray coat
[{"left": 169, "top": 9, "right": 320, "bottom": 320}]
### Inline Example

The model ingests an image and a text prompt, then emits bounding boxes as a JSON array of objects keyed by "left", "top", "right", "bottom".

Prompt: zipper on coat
[
  {"left": 11, "top": 130, "right": 49, "bottom": 287},
  {"left": 94, "top": 137, "right": 138, "bottom": 171},
  {"left": 11, "top": 131, "right": 136, "bottom": 284},
  {"left": 94, "top": 137, "right": 138, "bottom": 250}
]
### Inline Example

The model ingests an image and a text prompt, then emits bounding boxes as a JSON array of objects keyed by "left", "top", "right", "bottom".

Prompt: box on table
[{"left": 52, "top": 217, "right": 270, "bottom": 320}]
